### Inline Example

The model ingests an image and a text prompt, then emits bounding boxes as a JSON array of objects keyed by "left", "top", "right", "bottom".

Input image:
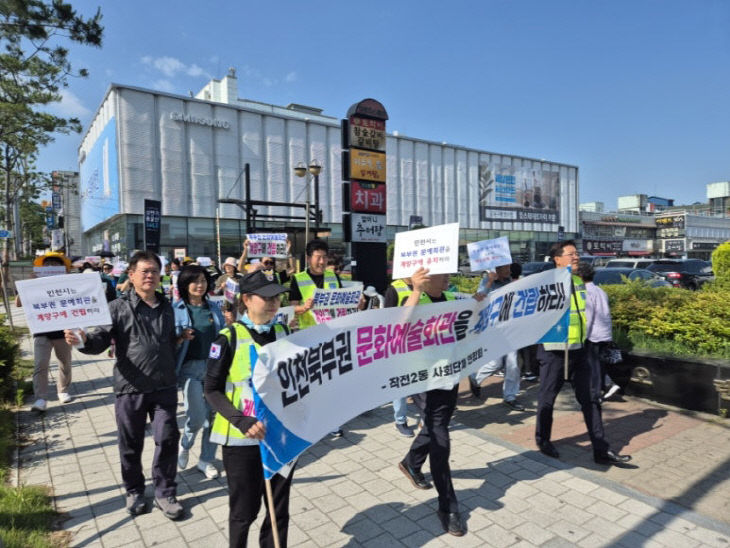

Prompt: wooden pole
[
  {"left": 0, "top": 261, "right": 15, "bottom": 332},
  {"left": 264, "top": 478, "right": 281, "bottom": 548}
]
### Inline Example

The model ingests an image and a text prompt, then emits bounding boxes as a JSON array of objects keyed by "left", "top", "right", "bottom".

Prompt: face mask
[{"left": 240, "top": 312, "right": 275, "bottom": 334}]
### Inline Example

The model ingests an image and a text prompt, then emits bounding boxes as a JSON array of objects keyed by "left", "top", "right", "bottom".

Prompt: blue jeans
[
  {"left": 469, "top": 351, "right": 520, "bottom": 402},
  {"left": 179, "top": 359, "right": 217, "bottom": 463},
  {"left": 393, "top": 397, "right": 408, "bottom": 424}
]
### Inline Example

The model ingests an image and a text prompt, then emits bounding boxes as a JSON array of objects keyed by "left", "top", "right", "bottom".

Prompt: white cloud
[
  {"left": 141, "top": 55, "right": 209, "bottom": 79},
  {"left": 51, "top": 89, "right": 91, "bottom": 118},
  {"left": 285, "top": 71, "right": 297, "bottom": 83}
]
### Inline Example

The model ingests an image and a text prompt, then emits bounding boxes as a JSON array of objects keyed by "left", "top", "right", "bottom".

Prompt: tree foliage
[
  {"left": 711, "top": 241, "right": 730, "bottom": 280},
  {"left": 0, "top": 0, "right": 102, "bottom": 258}
]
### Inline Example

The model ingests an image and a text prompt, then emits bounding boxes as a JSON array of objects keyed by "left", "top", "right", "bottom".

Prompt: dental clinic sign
[{"left": 169, "top": 112, "right": 230, "bottom": 129}]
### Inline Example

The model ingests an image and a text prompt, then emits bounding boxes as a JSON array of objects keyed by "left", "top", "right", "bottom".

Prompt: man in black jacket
[{"left": 65, "top": 250, "right": 185, "bottom": 519}]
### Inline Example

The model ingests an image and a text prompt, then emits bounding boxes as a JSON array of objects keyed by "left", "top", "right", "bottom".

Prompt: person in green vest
[
  {"left": 535, "top": 240, "right": 631, "bottom": 465},
  {"left": 395, "top": 267, "right": 467, "bottom": 537},
  {"left": 288, "top": 239, "right": 344, "bottom": 437},
  {"left": 204, "top": 270, "right": 294, "bottom": 548}
]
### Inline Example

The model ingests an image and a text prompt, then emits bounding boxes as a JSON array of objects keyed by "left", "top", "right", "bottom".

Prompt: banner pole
[
  {"left": 264, "top": 478, "right": 282, "bottom": 548},
  {"left": 564, "top": 341, "right": 569, "bottom": 380}
]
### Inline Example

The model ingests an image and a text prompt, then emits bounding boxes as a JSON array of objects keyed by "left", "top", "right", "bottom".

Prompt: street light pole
[
  {"left": 294, "top": 160, "right": 322, "bottom": 244},
  {"left": 309, "top": 160, "right": 322, "bottom": 236}
]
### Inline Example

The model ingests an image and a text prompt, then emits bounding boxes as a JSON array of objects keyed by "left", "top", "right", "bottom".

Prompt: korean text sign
[
  {"left": 391, "top": 223, "right": 459, "bottom": 279},
  {"left": 246, "top": 233, "right": 288, "bottom": 258},
  {"left": 467, "top": 236, "right": 512, "bottom": 272},
  {"left": 252, "top": 267, "right": 571, "bottom": 478},
  {"left": 16, "top": 273, "right": 112, "bottom": 334},
  {"left": 311, "top": 287, "right": 362, "bottom": 324}
]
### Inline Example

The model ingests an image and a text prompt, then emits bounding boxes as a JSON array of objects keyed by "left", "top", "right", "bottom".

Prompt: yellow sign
[{"left": 350, "top": 149, "right": 386, "bottom": 183}]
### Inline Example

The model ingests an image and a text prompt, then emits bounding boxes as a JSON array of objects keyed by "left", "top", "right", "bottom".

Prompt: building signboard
[
  {"left": 692, "top": 242, "right": 718, "bottom": 251},
  {"left": 349, "top": 117, "right": 386, "bottom": 152},
  {"left": 622, "top": 239, "right": 653, "bottom": 253},
  {"left": 143, "top": 199, "right": 161, "bottom": 253},
  {"left": 583, "top": 239, "right": 622, "bottom": 255},
  {"left": 349, "top": 149, "right": 386, "bottom": 183},
  {"left": 663, "top": 239, "right": 685, "bottom": 253},
  {"left": 656, "top": 215, "right": 685, "bottom": 230},
  {"left": 350, "top": 213, "right": 386, "bottom": 243},
  {"left": 349, "top": 181, "right": 386, "bottom": 213},
  {"left": 479, "top": 163, "right": 560, "bottom": 224}
]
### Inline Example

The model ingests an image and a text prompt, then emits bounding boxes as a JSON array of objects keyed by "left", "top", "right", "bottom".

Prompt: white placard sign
[
  {"left": 246, "top": 233, "right": 288, "bottom": 258},
  {"left": 51, "top": 229, "right": 64, "bottom": 251},
  {"left": 392, "top": 223, "right": 460, "bottom": 279},
  {"left": 311, "top": 287, "right": 362, "bottom": 323},
  {"left": 274, "top": 306, "right": 295, "bottom": 327},
  {"left": 467, "top": 236, "right": 512, "bottom": 272},
  {"left": 33, "top": 266, "right": 67, "bottom": 278},
  {"left": 196, "top": 256, "right": 212, "bottom": 267},
  {"left": 15, "top": 273, "right": 112, "bottom": 334},
  {"left": 224, "top": 278, "right": 239, "bottom": 303},
  {"left": 351, "top": 213, "right": 386, "bottom": 243}
]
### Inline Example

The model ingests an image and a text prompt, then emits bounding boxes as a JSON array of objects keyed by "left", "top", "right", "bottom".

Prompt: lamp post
[{"left": 293, "top": 160, "right": 322, "bottom": 244}]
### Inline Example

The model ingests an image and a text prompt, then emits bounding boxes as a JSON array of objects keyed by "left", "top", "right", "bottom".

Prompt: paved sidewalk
[{"left": 12, "top": 306, "right": 730, "bottom": 547}]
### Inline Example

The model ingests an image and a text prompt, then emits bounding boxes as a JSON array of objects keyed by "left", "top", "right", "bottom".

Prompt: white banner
[
  {"left": 33, "top": 266, "right": 67, "bottom": 278},
  {"left": 392, "top": 223, "right": 460, "bottom": 279},
  {"left": 51, "top": 229, "right": 64, "bottom": 251},
  {"left": 16, "top": 273, "right": 112, "bottom": 334},
  {"left": 311, "top": 286, "right": 362, "bottom": 324},
  {"left": 467, "top": 236, "right": 512, "bottom": 272},
  {"left": 247, "top": 233, "right": 288, "bottom": 258},
  {"left": 252, "top": 268, "right": 572, "bottom": 478}
]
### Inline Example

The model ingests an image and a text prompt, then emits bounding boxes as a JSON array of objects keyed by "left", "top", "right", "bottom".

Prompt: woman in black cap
[{"left": 204, "top": 270, "right": 294, "bottom": 547}]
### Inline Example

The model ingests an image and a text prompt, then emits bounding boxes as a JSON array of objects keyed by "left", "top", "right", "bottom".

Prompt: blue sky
[{"left": 41, "top": 0, "right": 730, "bottom": 209}]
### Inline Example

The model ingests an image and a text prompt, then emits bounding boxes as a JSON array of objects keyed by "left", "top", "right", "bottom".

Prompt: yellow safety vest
[
  {"left": 209, "top": 322, "right": 288, "bottom": 446},
  {"left": 294, "top": 270, "right": 340, "bottom": 329},
  {"left": 390, "top": 279, "right": 455, "bottom": 306},
  {"left": 543, "top": 274, "right": 587, "bottom": 351}
]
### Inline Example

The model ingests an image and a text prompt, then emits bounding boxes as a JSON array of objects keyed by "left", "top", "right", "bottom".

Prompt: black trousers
[
  {"left": 404, "top": 386, "right": 459, "bottom": 513},
  {"left": 222, "top": 445, "right": 296, "bottom": 548},
  {"left": 114, "top": 387, "right": 179, "bottom": 498},
  {"left": 535, "top": 345, "right": 609, "bottom": 456}
]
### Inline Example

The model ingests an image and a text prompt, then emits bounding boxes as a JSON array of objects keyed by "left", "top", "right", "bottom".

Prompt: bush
[
  {"left": 712, "top": 241, "right": 730, "bottom": 280},
  {"left": 604, "top": 278, "right": 730, "bottom": 359},
  {"left": 0, "top": 323, "right": 20, "bottom": 402}
]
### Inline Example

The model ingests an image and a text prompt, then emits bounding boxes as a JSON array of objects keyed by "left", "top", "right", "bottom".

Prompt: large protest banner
[
  {"left": 252, "top": 267, "right": 571, "bottom": 478},
  {"left": 16, "top": 273, "right": 111, "bottom": 334}
]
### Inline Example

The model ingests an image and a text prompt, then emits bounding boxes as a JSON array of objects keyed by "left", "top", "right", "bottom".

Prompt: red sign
[{"left": 350, "top": 181, "right": 386, "bottom": 213}]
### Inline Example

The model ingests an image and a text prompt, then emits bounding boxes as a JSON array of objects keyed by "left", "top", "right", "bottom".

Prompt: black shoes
[
  {"left": 503, "top": 399, "right": 525, "bottom": 411},
  {"left": 468, "top": 376, "right": 481, "bottom": 399},
  {"left": 538, "top": 442, "right": 560, "bottom": 459},
  {"left": 594, "top": 449, "right": 632, "bottom": 465},
  {"left": 438, "top": 511, "right": 466, "bottom": 536},
  {"left": 398, "top": 461, "right": 433, "bottom": 490}
]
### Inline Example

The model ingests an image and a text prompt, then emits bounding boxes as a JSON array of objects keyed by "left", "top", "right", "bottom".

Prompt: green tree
[
  {"left": 711, "top": 241, "right": 730, "bottom": 280},
  {"left": 0, "top": 0, "right": 103, "bottom": 261}
]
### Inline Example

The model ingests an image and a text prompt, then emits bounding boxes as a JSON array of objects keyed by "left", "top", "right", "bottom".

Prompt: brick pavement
[{"left": 11, "top": 306, "right": 730, "bottom": 547}]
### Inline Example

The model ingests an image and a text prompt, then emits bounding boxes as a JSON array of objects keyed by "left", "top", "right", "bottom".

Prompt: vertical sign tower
[{"left": 341, "top": 99, "right": 388, "bottom": 292}]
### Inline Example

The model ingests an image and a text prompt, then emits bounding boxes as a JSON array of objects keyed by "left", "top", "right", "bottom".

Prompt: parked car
[
  {"left": 604, "top": 258, "right": 657, "bottom": 269},
  {"left": 579, "top": 256, "right": 611, "bottom": 267},
  {"left": 593, "top": 267, "right": 671, "bottom": 288},
  {"left": 521, "top": 261, "right": 555, "bottom": 277},
  {"left": 645, "top": 259, "right": 714, "bottom": 290}
]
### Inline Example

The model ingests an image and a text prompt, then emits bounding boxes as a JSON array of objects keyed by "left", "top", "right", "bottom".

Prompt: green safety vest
[
  {"left": 209, "top": 322, "right": 288, "bottom": 446},
  {"left": 294, "top": 270, "right": 340, "bottom": 329},
  {"left": 543, "top": 274, "right": 587, "bottom": 351},
  {"left": 390, "top": 279, "right": 455, "bottom": 306}
]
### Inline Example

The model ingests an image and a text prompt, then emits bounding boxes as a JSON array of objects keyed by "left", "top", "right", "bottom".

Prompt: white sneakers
[
  {"left": 58, "top": 392, "right": 73, "bottom": 404},
  {"left": 197, "top": 460, "right": 219, "bottom": 479},
  {"left": 30, "top": 399, "right": 47, "bottom": 412},
  {"left": 177, "top": 448, "right": 189, "bottom": 469}
]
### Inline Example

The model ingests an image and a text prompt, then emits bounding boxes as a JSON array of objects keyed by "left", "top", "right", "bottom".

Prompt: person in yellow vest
[
  {"left": 535, "top": 240, "right": 631, "bottom": 465},
  {"left": 288, "top": 239, "right": 345, "bottom": 438},
  {"left": 395, "top": 267, "right": 467, "bottom": 537},
  {"left": 204, "top": 270, "right": 294, "bottom": 548}
]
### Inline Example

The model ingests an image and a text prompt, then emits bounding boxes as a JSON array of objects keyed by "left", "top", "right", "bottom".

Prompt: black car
[
  {"left": 521, "top": 261, "right": 555, "bottom": 277},
  {"left": 593, "top": 267, "right": 671, "bottom": 288},
  {"left": 645, "top": 259, "right": 714, "bottom": 290}
]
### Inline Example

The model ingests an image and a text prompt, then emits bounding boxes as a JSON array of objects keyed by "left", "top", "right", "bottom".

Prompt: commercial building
[{"left": 77, "top": 69, "right": 579, "bottom": 263}]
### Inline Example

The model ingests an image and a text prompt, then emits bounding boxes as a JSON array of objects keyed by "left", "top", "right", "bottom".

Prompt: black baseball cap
[{"left": 239, "top": 270, "right": 288, "bottom": 297}]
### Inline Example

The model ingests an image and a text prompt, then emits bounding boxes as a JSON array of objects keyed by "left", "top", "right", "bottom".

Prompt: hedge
[{"left": 603, "top": 278, "right": 730, "bottom": 359}]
